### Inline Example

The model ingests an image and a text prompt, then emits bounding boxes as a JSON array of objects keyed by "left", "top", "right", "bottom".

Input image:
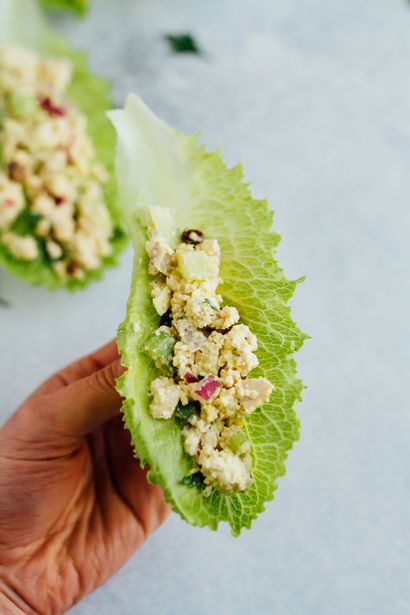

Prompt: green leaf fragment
[
  {"left": 164, "top": 33, "right": 201, "bottom": 55},
  {"left": 109, "top": 94, "right": 307, "bottom": 536},
  {"left": 227, "top": 430, "right": 248, "bottom": 454},
  {"left": 182, "top": 472, "right": 206, "bottom": 490},
  {"left": 175, "top": 401, "right": 197, "bottom": 422},
  {"left": 40, "top": 0, "right": 88, "bottom": 17},
  {"left": 11, "top": 209, "right": 42, "bottom": 236}
]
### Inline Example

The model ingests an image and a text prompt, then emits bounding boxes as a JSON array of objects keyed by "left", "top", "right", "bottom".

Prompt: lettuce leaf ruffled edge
[
  {"left": 110, "top": 94, "right": 308, "bottom": 535},
  {"left": 40, "top": 0, "right": 88, "bottom": 17},
  {"left": 0, "top": 0, "right": 127, "bottom": 290}
]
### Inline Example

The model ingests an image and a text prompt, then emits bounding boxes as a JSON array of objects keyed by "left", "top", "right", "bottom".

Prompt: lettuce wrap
[
  {"left": 109, "top": 95, "right": 307, "bottom": 535},
  {"left": 0, "top": 0, "right": 126, "bottom": 289}
]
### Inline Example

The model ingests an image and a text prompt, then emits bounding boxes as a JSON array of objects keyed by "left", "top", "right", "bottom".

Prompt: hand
[{"left": 0, "top": 341, "right": 170, "bottom": 615}]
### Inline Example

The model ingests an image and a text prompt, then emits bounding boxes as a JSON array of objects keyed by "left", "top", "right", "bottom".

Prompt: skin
[{"left": 0, "top": 340, "right": 170, "bottom": 615}]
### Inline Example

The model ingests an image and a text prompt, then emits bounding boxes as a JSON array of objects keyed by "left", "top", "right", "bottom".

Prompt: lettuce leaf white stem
[
  {"left": 109, "top": 94, "right": 307, "bottom": 535},
  {"left": 0, "top": 0, "right": 126, "bottom": 289}
]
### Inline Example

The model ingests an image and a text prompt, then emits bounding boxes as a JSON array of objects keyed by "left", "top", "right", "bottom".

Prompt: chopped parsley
[{"left": 182, "top": 471, "right": 206, "bottom": 490}]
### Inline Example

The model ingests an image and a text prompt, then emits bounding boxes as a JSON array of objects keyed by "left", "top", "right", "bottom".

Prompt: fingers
[
  {"left": 105, "top": 417, "right": 171, "bottom": 535},
  {"left": 29, "top": 340, "right": 119, "bottom": 400},
  {"left": 1, "top": 358, "right": 126, "bottom": 457}
]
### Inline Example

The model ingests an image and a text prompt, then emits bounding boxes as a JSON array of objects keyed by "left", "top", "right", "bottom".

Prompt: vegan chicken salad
[
  {"left": 143, "top": 209, "right": 274, "bottom": 493},
  {"left": 110, "top": 95, "right": 307, "bottom": 535},
  {"left": 0, "top": 0, "right": 125, "bottom": 288},
  {"left": 0, "top": 44, "right": 113, "bottom": 279}
]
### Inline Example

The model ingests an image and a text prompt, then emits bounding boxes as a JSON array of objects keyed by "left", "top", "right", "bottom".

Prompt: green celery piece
[
  {"left": 109, "top": 94, "right": 307, "bottom": 536},
  {"left": 142, "top": 331, "right": 176, "bottom": 375},
  {"left": 177, "top": 249, "right": 218, "bottom": 282},
  {"left": 8, "top": 93, "right": 37, "bottom": 118},
  {"left": 40, "top": 0, "right": 88, "bottom": 17},
  {"left": 227, "top": 430, "right": 248, "bottom": 454},
  {"left": 0, "top": 0, "right": 127, "bottom": 290}
]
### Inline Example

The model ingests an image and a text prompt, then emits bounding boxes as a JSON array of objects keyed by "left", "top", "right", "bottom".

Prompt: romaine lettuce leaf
[
  {"left": 0, "top": 0, "right": 126, "bottom": 289},
  {"left": 109, "top": 94, "right": 307, "bottom": 535},
  {"left": 40, "top": 0, "right": 88, "bottom": 17}
]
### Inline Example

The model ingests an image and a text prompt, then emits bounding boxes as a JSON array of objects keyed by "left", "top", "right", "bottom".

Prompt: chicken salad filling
[
  {"left": 142, "top": 208, "right": 274, "bottom": 493},
  {"left": 0, "top": 44, "right": 114, "bottom": 280}
]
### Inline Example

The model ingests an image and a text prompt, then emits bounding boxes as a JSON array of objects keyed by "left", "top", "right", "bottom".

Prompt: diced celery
[
  {"left": 142, "top": 330, "right": 176, "bottom": 374},
  {"left": 8, "top": 93, "right": 37, "bottom": 118},
  {"left": 177, "top": 250, "right": 218, "bottom": 282},
  {"left": 227, "top": 430, "right": 248, "bottom": 453}
]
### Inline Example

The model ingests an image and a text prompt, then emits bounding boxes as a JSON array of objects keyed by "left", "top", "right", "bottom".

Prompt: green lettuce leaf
[
  {"left": 109, "top": 94, "right": 307, "bottom": 535},
  {"left": 40, "top": 0, "right": 88, "bottom": 17},
  {"left": 0, "top": 0, "right": 126, "bottom": 289}
]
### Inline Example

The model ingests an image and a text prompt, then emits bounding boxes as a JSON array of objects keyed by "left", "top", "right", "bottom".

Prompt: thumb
[
  {"left": 1, "top": 359, "right": 125, "bottom": 457},
  {"left": 46, "top": 358, "right": 126, "bottom": 438}
]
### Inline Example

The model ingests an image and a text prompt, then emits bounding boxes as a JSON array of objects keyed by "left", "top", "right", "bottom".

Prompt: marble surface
[{"left": 1, "top": 0, "right": 410, "bottom": 613}]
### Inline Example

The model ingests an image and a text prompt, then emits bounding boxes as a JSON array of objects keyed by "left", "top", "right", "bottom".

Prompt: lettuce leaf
[
  {"left": 0, "top": 0, "right": 126, "bottom": 289},
  {"left": 40, "top": 0, "right": 88, "bottom": 17},
  {"left": 109, "top": 94, "right": 307, "bottom": 535}
]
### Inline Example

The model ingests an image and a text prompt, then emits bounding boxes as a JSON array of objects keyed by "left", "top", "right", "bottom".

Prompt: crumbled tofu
[
  {"left": 220, "top": 324, "right": 259, "bottom": 377},
  {"left": 237, "top": 378, "right": 274, "bottom": 414},
  {"left": 46, "top": 240, "right": 63, "bottom": 260},
  {"left": 182, "top": 424, "right": 201, "bottom": 456},
  {"left": 211, "top": 305, "right": 240, "bottom": 330},
  {"left": 144, "top": 221, "right": 274, "bottom": 493},
  {"left": 0, "top": 174, "right": 24, "bottom": 229},
  {"left": 0, "top": 44, "right": 113, "bottom": 278},
  {"left": 151, "top": 280, "right": 171, "bottom": 315},
  {"left": 149, "top": 377, "right": 181, "bottom": 419},
  {"left": 174, "top": 318, "right": 207, "bottom": 351},
  {"left": 194, "top": 331, "right": 224, "bottom": 376},
  {"left": 145, "top": 231, "right": 174, "bottom": 275},
  {"left": 2, "top": 232, "right": 38, "bottom": 260},
  {"left": 198, "top": 449, "right": 251, "bottom": 492}
]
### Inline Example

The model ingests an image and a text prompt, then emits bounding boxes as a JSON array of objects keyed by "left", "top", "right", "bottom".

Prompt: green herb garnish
[
  {"left": 176, "top": 401, "right": 197, "bottom": 422},
  {"left": 11, "top": 209, "right": 42, "bottom": 236},
  {"left": 204, "top": 297, "right": 219, "bottom": 311},
  {"left": 182, "top": 471, "right": 206, "bottom": 490}
]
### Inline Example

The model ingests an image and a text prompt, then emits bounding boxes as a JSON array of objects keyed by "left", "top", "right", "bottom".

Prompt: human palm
[{"left": 0, "top": 341, "right": 169, "bottom": 615}]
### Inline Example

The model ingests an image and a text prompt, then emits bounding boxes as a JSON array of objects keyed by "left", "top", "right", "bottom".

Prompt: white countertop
[{"left": 1, "top": 0, "right": 409, "bottom": 613}]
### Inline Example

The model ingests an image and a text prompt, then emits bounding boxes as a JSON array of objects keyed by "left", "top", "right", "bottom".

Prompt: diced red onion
[
  {"left": 194, "top": 376, "right": 221, "bottom": 401},
  {"left": 39, "top": 97, "right": 66, "bottom": 117},
  {"left": 184, "top": 372, "right": 198, "bottom": 384}
]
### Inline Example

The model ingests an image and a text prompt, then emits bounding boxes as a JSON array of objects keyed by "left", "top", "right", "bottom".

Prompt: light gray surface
[{"left": 1, "top": 0, "right": 409, "bottom": 613}]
